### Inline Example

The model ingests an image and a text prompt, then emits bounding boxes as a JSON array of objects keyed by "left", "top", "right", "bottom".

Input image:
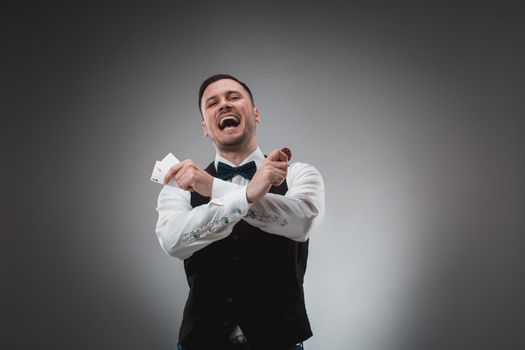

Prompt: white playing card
[
  {"left": 150, "top": 153, "right": 180, "bottom": 187},
  {"left": 160, "top": 153, "right": 179, "bottom": 169},
  {"left": 150, "top": 160, "right": 166, "bottom": 184}
]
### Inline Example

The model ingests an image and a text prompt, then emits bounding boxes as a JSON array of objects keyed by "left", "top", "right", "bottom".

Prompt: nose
[{"left": 218, "top": 97, "right": 232, "bottom": 113}]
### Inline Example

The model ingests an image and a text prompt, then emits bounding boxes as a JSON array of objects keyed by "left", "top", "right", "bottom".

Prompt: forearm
[
  {"left": 155, "top": 185, "right": 250, "bottom": 260},
  {"left": 244, "top": 192, "right": 324, "bottom": 241},
  {"left": 212, "top": 163, "right": 325, "bottom": 241}
]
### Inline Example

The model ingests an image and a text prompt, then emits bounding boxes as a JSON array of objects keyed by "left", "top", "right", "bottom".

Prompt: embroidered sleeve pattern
[
  {"left": 156, "top": 184, "right": 250, "bottom": 259},
  {"left": 246, "top": 208, "right": 288, "bottom": 226},
  {"left": 241, "top": 162, "right": 325, "bottom": 241},
  {"left": 181, "top": 216, "right": 230, "bottom": 243},
  {"left": 180, "top": 208, "right": 244, "bottom": 243}
]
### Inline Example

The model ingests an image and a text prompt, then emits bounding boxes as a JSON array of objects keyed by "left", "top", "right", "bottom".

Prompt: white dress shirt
[{"left": 155, "top": 147, "right": 325, "bottom": 261}]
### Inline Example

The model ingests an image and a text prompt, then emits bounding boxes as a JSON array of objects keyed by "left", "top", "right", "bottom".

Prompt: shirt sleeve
[
  {"left": 211, "top": 162, "right": 325, "bottom": 242},
  {"left": 155, "top": 184, "right": 252, "bottom": 260}
]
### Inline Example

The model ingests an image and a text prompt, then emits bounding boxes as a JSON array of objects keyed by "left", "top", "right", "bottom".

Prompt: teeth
[{"left": 219, "top": 115, "right": 239, "bottom": 127}]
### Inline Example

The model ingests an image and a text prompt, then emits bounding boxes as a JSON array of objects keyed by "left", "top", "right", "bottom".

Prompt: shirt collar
[{"left": 214, "top": 146, "right": 264, "bottom": 170}]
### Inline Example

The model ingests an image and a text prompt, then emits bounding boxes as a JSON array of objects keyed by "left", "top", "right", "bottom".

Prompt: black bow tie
[{"left": 217, "top": 161, "right": 257, "bottom": 181}]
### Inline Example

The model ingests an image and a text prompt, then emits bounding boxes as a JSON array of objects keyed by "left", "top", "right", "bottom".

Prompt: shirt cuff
[
  {"left": 212, "top": 178, "right": 244, "bottom": 199},
  {"left": 220, "top": 186, "right": 252, "bottom": 216}
]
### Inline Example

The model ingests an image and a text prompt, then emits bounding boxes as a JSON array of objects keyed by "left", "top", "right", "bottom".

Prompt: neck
[{"left": 216, "top": 140, "right": 258, "bottom": 166}]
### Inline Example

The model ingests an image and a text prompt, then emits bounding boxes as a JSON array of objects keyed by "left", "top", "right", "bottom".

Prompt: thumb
[{"left": 267, "top": 148, "right": 287, "bottom": 162}]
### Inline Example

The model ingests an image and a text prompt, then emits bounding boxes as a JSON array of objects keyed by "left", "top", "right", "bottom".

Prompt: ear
[
  {"left": 253, "top": 106, "right": 261, "bottom": 124},
  {"left": 201, "top": 120, "right": 208, "bottom": 137}
]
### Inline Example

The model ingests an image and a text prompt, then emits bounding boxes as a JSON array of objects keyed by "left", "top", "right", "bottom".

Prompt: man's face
[{"left": 200, "top": 79, "right": 260, "bottom": 152}]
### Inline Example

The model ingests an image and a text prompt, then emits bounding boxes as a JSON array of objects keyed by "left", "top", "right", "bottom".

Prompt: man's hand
[
  {"left": 164, "top": 160, "right": 214, "bottom": 197},
  {"left": 246, "top": 149, "right": 288, "bottom": 203}
]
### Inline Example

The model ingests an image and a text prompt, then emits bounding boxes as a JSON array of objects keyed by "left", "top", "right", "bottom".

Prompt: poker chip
[{"left": 281, "top": 147, "right": 292, "bottom": 161}]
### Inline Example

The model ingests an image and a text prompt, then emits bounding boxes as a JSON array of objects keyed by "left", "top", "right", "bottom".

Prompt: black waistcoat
[{"left": 179, "top": 161, "right": 312, "bottom": 349}]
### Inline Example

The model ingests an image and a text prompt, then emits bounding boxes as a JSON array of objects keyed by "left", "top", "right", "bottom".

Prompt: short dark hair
[{"left": 198, "top": 74, "right": 254, "bottom": 114}]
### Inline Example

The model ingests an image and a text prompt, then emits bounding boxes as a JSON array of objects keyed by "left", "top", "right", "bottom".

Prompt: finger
[
  {"left": 177, "top": 171, "right": 194, "bottom": 191},
  {"left": 277, "top": 150, "right": 288, "bottom": 162},
  {"left": 270, "top": 167, "right": 287, "bottom": 183},
  {"left": 174, "top": 164, "right": 187, "bottom": 183},
  {"left": 164, "top": 162, "right": 184, "bottom": 184},
  {"left": 176, "top": 176, "right": 190, "bottom": 191},
  {"left": 272, "top": 178, "right": 285, "bottom": 186},
  {"left": 266, "top": 149, "right": 282, "bottom": 161},
  {"left": 273, "top": 167, "right": 287, "bottom": 178},
  {"left": 269, "top": 160, "right": 288, "bottom": 171},
  {"left": 265, "top": 161, "right": 288, "bottom": 175},
  {"left": 174, "top": 160, "right": 197, "bottom": 182},
  {"left": 271, "top": 172, "right": 286, "bottom": 186},
  {"left": 268, "top": 149, "right": 288, "bottom": 162},
  {"left": 281, "top": 147, "right": 291, "bottom": 161}
]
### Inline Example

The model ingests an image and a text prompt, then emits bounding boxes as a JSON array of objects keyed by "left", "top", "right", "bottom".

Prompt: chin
[
  {"left": 219, "top": 132, "right": 244, "bottom": 144},
  {"left": 215, "top": 137, "right": 246, "bottom": 151}
]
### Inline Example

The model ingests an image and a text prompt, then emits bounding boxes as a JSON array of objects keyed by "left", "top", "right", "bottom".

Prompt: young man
[{"left": 155, "top": 74, "right": 325, "bottom": 350}]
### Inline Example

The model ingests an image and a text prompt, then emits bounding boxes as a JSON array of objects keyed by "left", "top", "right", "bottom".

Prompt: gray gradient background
[{"left": 4, "top": 1, "right": 525, "bottom": 349}]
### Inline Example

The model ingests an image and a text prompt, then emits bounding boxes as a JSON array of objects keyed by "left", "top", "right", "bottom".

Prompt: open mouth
[{"left": 218, "top": 115, "right": 241, "bottom": 130}]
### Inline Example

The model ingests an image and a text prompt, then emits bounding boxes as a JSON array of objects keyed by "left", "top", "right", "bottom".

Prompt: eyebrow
[{"left": 204, "top": 90, "right": 242, "bottom": 105}]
